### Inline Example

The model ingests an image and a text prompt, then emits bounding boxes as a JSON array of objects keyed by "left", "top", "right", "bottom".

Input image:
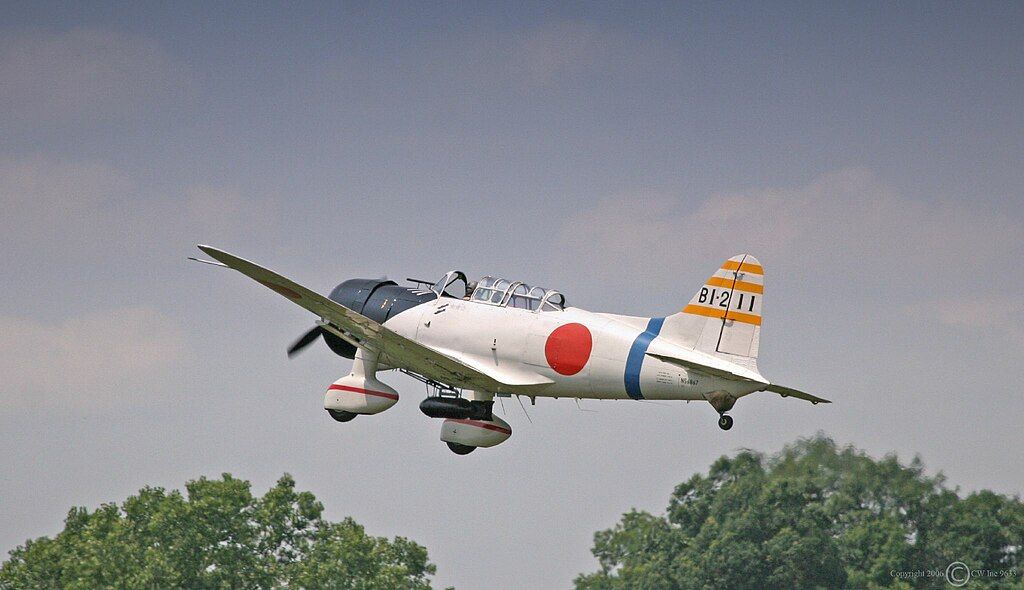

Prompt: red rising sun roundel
[
  {"left": 257, "top": 279, "right": 301, "bottom": 300},
  {"left": 544, "top": 323, "right": 593, "bottom": 376}
]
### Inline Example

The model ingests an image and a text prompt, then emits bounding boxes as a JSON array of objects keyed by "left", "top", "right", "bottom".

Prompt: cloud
[
  {"left": 1, "top": 157, "right": 277, "bottom": 254},
  {"left": 0, "top": 155, "right": 139, "bottom": 260},
  {"left": 0, "top": 28, "right": 192, "bottom": 124},
  {"left": 507, "top": 21, "right": 662, "bottom": 88},
  {"left": 510, "top": 21, "right": 609, "bottom": 86},
  {"left": 0, "top": 155, "right": 133, "bottom": 221},
  {"left": 0, "top": 307, "right": 187, "bottom": 408},
  {"left": 554, "top": 168, "right": 1024, "bottom": 335},
  {"left": 186, "top": 185, "right": 279, "bottom": 240},
  {"left": 909, "top": 299, "right": 1024, "bottom": 345}
]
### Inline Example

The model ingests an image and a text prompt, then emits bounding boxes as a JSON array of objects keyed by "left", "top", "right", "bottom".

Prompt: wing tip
[{"left": 196, "top": 245, "right": 239, "bottom": 267}]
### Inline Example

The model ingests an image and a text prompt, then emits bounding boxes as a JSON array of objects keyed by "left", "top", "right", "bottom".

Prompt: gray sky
[{"left": 2, "top": 3, "right": 1022, "bottom": 588}]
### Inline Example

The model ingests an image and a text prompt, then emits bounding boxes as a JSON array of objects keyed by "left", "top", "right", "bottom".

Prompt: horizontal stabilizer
[
  {"left": 645, "top": 350, "right": 829, "bottom": 405},
  {"left": 645, "top": 352, "right": 762, "bottom": 382},
  {"left": 764, "top": 383, "right": 831, "bottom": 405}
]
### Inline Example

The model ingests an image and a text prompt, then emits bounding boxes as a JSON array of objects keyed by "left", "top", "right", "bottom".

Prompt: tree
[
  {"left": 0, "top": 474, "right": 439, "bottom": 589},
  {"left": 576, "top": 435, "right": 1024, "bottom": 589}
]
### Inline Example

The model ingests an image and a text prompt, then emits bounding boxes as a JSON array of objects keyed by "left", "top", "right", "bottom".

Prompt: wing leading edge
[{"left": 196, "top": 245, "right": 552, "bottom": 392}]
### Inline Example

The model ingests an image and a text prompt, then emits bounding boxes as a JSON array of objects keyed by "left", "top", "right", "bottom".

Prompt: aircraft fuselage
[{"left": 383, "top": 297, "right": 762, "bottom": 402}]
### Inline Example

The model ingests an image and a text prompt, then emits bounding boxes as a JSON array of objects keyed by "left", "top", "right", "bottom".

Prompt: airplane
[{"left": 193, "top": 246, "right": 829, "bottom": 455}]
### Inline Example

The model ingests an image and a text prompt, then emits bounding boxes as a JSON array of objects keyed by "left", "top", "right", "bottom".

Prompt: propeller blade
[{"left": 287, "top": 326, "right": 323, "bottom": 358}]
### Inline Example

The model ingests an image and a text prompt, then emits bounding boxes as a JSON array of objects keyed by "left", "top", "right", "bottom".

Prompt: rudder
[{"left": 661, "top": 254, "right": 764, "bottom": 371}]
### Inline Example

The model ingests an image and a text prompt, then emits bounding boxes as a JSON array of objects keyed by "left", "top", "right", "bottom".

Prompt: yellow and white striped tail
[{"left": 664, "top": 254, "right": 764, "bottom": 369}]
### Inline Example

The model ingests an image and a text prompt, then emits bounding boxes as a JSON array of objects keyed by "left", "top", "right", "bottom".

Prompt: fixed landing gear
[
  {"left": 704, "top": 391, "right": 736, "bottom": 431},
  {"left": 327, "top": 409, "right": 357, "bottom": 422},
  {"left": 446, "top": 442, "right": 476, "bottom": 455}
]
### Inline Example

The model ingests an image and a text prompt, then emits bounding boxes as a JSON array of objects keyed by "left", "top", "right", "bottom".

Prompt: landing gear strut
[
  {"left": 703, "top": 390, "right": 736, "bottom": 431},
  {"left": 327, "top": 409, "right": 357, "bottom": 422},
  {"left": 446, "top": 442, "right": 476, "bottom": 455}
]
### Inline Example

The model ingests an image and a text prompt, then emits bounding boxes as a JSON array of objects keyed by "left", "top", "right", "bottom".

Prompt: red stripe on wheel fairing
[
  {"left": 327, "top": 384, "right": 399, "bottom": 400},
  {"left": 448, "top": 419, "right": 512, "bottom": 435}
]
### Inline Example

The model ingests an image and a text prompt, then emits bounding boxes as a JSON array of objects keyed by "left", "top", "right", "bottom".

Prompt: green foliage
[
  {"left": 0, "top": 474, "right": 438, "bottom": 589},
  {"left": 576, "top": 435, "right": 1024, "bottom": 589}
]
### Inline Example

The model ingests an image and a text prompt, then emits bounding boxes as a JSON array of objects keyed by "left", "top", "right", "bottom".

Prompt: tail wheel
[
  {"left": 718, "top": 414, "right": 734, "bottom": 430},
  {"left": 327, "top": 409, "right": 357, "bottom": 423},
  {"left": 446, "top": 442, "right": 476, "bottom": 455}
]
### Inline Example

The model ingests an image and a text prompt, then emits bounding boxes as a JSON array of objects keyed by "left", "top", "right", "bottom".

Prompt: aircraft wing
[{"left": 197, "top": 245, "right": 552, "bottom": 392}]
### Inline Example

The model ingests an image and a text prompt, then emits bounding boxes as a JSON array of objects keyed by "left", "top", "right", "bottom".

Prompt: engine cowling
[
  {"left": 324, "top": 374, "right": 399, "bottom": 415},
  {"left": 314, "top": 278, "right": 436, "bottom": 359},
  {"left": 440, "top": 415, "right": 512, "bottom": 448}
]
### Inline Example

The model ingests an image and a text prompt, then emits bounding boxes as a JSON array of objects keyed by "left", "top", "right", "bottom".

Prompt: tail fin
[{"left": 661, "top": 254, "right": 764, "bottom": 371}]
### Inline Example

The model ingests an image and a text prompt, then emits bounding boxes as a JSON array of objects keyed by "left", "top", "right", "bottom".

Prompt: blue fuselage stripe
[{"left": 624, "top": 317, "right": 665, "bottom": 400}]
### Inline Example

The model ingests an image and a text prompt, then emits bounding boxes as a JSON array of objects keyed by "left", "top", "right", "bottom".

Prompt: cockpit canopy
[
  {"left": 425, "top": 271, "right": 566, "bottom": 311},
  {"left": 471, "top": 276, "right": 566, "bottom": 311},
  {"left": 431, "top": 270, "right": 469, "bottom": 299}
]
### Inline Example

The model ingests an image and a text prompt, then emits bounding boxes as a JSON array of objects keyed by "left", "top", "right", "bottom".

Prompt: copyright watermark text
[{"left": 890, "top": 561, "right": 1017, "bottom": 586}]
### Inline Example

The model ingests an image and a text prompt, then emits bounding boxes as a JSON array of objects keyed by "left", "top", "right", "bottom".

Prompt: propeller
[{"left": 287, "top": 326, "right": 323, "bottom": 358}]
